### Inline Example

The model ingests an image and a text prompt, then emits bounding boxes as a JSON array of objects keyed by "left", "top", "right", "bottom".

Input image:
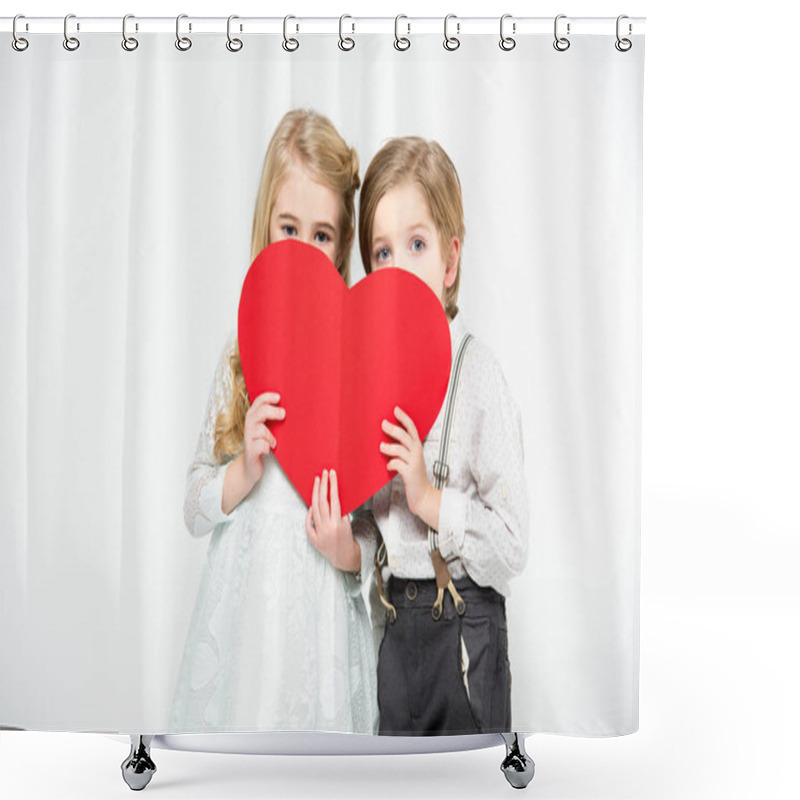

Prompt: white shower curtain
[{"left": 1, "top": 25, "right": 643, "bottom": 736}]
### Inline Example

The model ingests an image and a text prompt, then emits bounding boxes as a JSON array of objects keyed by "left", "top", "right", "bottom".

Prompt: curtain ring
[
  {"left": 122, "top": 14, "right": 139, "bottom": 52},
  {"left": 226, "top": 15, "right": 243, "bottom": 52},
  {"left": 283, "top": 15, "right": 299, "bottom": 52},
  {"left": 553, "top": 14, "right": 570, "bottom": 51},
  {"left": 175, "top": 14, "right": 192, "bottom": 51},
  {"left": 12, "top": 15, "right": 29, "bottom": 52},
  {"left": 394, "top": 15, "right": 410, "bottom": 51},
  {"left": 63, "top": 13, "right": 80, "bottom": 51},
  {"left": 615, "top": 15, "right": 632, "bottom": 51},
  {"left": 338, "top": 14, "right": 355, "bottom": 51},
  {"left": 499, "top": 14, "right": 516, "bottom": 51},
  {"left": 443, "top": 14, "right": 460, "bottom": 51}
]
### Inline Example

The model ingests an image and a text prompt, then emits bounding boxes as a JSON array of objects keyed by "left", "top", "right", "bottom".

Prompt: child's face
[
  {"left": 269, "top": 159, "right": 340, "bottom": 266},
  {"left": 369, "top": 181, "right": 458, "bottom": 315}
]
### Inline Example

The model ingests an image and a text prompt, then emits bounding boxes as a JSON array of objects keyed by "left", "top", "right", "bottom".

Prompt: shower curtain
[{"left": 1, "top": 19, "right": 643, "bottom": 738}]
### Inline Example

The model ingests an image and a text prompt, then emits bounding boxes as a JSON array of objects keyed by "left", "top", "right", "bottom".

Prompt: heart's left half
[{"left": 237, "top": 239, "right": 452, "bottom": 516}]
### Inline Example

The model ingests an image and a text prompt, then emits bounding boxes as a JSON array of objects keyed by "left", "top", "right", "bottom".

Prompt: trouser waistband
[{"left": 386, "top": 574, "right": 505, "bottom": 610}]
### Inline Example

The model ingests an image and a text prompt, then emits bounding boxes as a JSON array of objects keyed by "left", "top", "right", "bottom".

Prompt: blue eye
[
  {"left": 411, "top": 238, "right": 425, "bottom": 252},
  {"left": 376, "top": 247, "right": 390, "bottom": 262}
]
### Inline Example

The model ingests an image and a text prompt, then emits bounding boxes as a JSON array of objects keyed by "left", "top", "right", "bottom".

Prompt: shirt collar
[{"left": 449, "top": 309, "right": 467, "bottom": 348}]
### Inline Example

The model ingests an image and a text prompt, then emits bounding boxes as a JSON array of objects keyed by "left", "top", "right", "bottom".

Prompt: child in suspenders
[{"left": 353, "top": 137, "right": 530, "bottom": 735}]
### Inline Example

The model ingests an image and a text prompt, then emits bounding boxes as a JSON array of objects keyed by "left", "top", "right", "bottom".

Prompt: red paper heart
[{"left": 237, "top": 239, "right": 452, "bottom": 516}]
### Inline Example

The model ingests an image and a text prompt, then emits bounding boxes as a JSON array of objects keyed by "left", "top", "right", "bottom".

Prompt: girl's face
[
  {"left": 269, "top": 159, "right": 340, "bottom": 266},
  {"left": 369, "top": 181, "right": 458, "bottom": 315}
]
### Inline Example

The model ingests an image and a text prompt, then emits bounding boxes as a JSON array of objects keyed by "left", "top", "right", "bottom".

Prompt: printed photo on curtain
[{"left": 1, "top": 18, "right": 643, "bottom": 755}]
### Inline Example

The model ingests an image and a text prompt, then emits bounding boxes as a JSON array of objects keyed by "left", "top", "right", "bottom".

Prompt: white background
[{"left": 1, "top": 1, "right": 798, "bottom": 799}]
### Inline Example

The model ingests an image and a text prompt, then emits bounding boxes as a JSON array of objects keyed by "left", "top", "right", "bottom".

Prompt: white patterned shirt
[{"left": 354, "top": 310, "right": 529, "bottom": 600}]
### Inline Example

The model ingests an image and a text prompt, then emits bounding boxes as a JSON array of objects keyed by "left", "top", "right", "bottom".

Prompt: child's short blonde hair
[{"left": 359, "top": 137, "right": 465, "bottom": 320}]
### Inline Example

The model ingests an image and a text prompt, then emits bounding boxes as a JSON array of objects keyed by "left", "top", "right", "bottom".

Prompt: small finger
[
  {"left": 386, "top": 459, "right": 405, "bottom": 475},
  {"left": 262, "top": 405, "right": 287, "bottom": 421},
  {"left": 250, "top": 430, "right": 270, "bottom": 445},
  {"left": 379, "top": 442, "right": 408, "bottom": 461},
  {"left": 253, "top": 404, "right": 286, "bottom": 423},
  {"left": 320, "top": 469, "right": 330, "bottom": 522},
  {"left": 311, "top": 475, "right": 322, "bottom": 530},
  {"left": 382, "top": 418, "right": 413, "bottom": 449},
  {"left": 394, "top": 406, "right": 420, "bottom": 440},
  {"left": 329, "top": 469, "right": 341, "bottom": 520}
]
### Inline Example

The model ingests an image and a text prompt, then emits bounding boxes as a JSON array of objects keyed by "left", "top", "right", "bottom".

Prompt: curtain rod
[{"left": 2, "top": 16, "right": 646, "bottom": 37}]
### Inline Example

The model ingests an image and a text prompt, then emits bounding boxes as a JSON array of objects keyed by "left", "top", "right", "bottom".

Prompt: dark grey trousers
[{"left": 377, "top": 574, "right": 512, "bottom": 736}]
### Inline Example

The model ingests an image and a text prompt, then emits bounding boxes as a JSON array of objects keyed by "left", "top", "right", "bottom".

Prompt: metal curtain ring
[
  {"left": 394, "top": 15, "right": 410, "bottom": 51},
  {"left": 499, "top": 14, "right": 515, "bottom": 51},
  {"left": 176, "top": 14, "right": 192, "bottom": 51},
  {"left": 122, "top": 14, "right": 139, "bottom": 51},
  {"left": 553, "top": 14, "right": 570, "bottom": 51},
  {"left": 12, "top": 15, "right": 29, "bottom": 51},
  {"left": 443, "top": 14, "right": 460, "bottom": 51},
  {"left": 615, "top": 14, "right": 632, "bottom": 51},
  {"left": 338, "top": 14, "right": 355, "bottom": 51},
  {"left": 283, "top": 15, "right": 299, "bottom": 52},
  {"left": 63, "top": 13, "right": 80, "bottom": 51},
  {"left": 226, "top": 15, "right": 243, "bottom": 52}
]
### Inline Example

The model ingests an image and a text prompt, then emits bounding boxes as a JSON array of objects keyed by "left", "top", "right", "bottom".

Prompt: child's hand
[
  {"left": 242, "top": 392, "right": 285, "bottom": 487},
  {"left": 306, "top": 468, "right": 361, "bottom": 573},
  {"left": 380, "top": 406, "right": 438, "bottom": 526}
]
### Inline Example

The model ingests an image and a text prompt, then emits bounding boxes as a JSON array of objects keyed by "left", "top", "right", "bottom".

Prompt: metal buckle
[
  {"left": 448, "top": 581, "right": 467, "bottom": 616},
  {"left": 431, "top": 588, "right": 445, "bottom": 621},
  {"left": 431, "top": 581, "right": 467, "bottom": 620}
]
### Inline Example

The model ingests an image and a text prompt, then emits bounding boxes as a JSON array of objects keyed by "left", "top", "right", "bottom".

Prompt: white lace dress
[{"left": 168, "top": 333, "right": 378, "bottom": 734}]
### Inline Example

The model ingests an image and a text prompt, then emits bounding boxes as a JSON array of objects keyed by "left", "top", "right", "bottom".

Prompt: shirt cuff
[
  {"left": 196, "top": 461, "right": 237, "bottom": 533},
  {"left": 437, "top": 486, "right": 467, "bottom": 561}
]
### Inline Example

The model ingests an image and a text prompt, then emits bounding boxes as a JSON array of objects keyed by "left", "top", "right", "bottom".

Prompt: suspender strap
[
  {"left": 373, "top": 331, "right": 475, "bottom": 624},
  {"left": 428, "top": 332, "right": 474, "bottom": 551},
  {"left": 428, "top": 333, "right": 474, "bottom": 620}
]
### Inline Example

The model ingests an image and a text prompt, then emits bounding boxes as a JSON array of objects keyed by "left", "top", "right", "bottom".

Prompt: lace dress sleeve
[
  {"left": 351, "top": 498, "right": 379, "bottom": 584},
  {"left": 183, "top": 334, "right": 239, "bottom": 538},
  {"left": 341, "top": 498, "right": 380, "bottom": 597}
]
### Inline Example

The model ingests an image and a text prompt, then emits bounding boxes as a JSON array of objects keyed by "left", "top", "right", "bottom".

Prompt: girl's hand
[
  {"left": 380, "top": 406, "right": 440, "bottom": 528},
  {"left": 306, "top": 469, "right": 361, "bottom": 573},
  {"left": 242, "top": 392, "right": 285, "bottom": 487}
]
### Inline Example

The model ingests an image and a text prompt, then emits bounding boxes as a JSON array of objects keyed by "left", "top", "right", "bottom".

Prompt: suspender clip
[{"left": 433, "top": 460, "right": 450, "bottom": 482}]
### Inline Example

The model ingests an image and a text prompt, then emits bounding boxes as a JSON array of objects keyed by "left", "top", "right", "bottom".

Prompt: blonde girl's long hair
[{"left": 213, "top": 109, "right": 361, "bottom": 463}]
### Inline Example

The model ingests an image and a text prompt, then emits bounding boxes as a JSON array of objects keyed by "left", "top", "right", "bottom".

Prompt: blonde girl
[
  {"left": 169, "top": 109, "right": 378, "bottom": 735},
  {"left": 358, "top": 137, "right": 529, "bottom": 735}
]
